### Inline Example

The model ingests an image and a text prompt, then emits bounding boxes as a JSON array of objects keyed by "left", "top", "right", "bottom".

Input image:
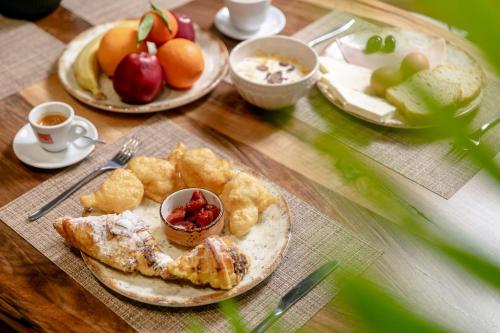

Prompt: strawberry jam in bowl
[{"left": 160, "top": 188, "right": 224, "bottom": 247}]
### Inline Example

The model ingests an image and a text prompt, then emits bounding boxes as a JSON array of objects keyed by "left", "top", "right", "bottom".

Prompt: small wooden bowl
[{"left": 160, "top": 188, "right": 224, "bottom": 247}]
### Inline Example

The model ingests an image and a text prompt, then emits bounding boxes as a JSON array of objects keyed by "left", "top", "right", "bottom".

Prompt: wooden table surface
[{"left": 1, "top": 0, "right": 500, "bottom": 332}]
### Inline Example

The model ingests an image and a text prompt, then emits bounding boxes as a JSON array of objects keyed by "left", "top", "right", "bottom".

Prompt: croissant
[
  {"left": 165, "top": 236, "right": 249, "bottom": 289},
  {"left": 54, "top": 211, "right": 172, "bottom": 277}
]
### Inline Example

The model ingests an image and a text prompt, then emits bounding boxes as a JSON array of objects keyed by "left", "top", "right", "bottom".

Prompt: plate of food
[
  {"left": 58, "top": 5, "right": 228, "bottom": 113},
  {"left": 316, "top": 28, "right": 485, "bottom": 128},
  {"left": 53, "top": 143, "right": 291, "bottom": 306}
]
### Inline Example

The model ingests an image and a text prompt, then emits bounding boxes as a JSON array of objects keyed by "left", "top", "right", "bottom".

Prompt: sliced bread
[
  {"left": 386, "top": 69, "right": 461, "bottom": 122},
  {"left": 432, "top": 64, "right": 483, "bottom": 103}
]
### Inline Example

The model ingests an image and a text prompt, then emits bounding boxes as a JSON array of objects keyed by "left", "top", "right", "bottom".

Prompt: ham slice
[{"left": 336, "top": 37, "right": 446, "bottom": 70}]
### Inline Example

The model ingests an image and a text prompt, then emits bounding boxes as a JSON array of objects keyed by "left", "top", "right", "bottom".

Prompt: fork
[
  {"left": 27, "top": 137, "right": 141, "bottom": 221},
  {"left": 446, "top": 115, "right": 500, "bottom": 161}
]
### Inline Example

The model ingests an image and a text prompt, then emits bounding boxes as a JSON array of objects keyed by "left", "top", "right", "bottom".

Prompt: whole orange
[
  {"left": 140, "top": 9, "right": 178, "bottom": 46},
  {"left": 97, "top": 26, "right": 146, "bottom": 77},
  {"left": 157, "top": 38, "right": 204, "bottom": 89}
]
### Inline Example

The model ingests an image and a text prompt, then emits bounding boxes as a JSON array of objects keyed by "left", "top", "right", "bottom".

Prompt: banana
[{"left": 72, "top": 35, "right": 106, "bottom": 100}]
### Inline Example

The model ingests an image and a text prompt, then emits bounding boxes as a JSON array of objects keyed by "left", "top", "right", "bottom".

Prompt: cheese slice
[
  {"left": 319, "top": 57, "right": 372, "bottom": 92},
  {"left": 320, "top": 74, "right": 396, "bottom": 122}
]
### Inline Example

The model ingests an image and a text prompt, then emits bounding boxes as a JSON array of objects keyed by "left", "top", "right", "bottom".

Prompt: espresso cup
[
  {"left": 28, "top": 101, "right": 88, "bottom": 152},
  {"left": 224, "top": 0, "right": 270, "bottom": 32}
]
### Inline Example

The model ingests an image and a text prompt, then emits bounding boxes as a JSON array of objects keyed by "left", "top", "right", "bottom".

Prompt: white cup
[
  {"left": 28, "top": 102, "right": 88, "bottom": 152},
  {"left": 224, "top": 0, "right": 270, "bottom": 32}
]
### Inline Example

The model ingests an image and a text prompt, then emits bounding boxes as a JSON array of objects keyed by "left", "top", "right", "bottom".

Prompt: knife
[
  {"left": 251, "top": 260, "right": 339, "bottom": 333},
  {"left": 308, "top": 19, "right": 355, "bottom": 47}
]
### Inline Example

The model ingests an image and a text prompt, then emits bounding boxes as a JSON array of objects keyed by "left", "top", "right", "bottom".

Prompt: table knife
[
  {"left": 308, "top": 19, "right": 355, "bottom": 47},
  {"left": 251, "top": 260, "right": 339, "bottom": 333}
]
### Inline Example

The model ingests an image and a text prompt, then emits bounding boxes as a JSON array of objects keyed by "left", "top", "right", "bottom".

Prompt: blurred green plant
[{"left": 189, "top": 0, "right": 500, "bottom": 332}]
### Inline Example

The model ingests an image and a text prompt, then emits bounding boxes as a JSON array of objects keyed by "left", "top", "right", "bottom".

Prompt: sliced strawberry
[
  {"left": 166, "top": 209, "right": 186, "bottom": 223},
  {"left": 174, "top": 221, "right": 196, "bottom": 230},
  {"left": 190, "top": 190, "right": 205, "bottom": 202},
  {"left": 195, "top": 209, "right": 211, "bottom": 228},
  {"left": 206, "top": 206, "right": 220, "bottom": 220},
  {"left": 185, "top": 198, "right": 205, "bottom": 213},
  {"left": 185, "top": 212, "right": 197, "bottom": 222}
]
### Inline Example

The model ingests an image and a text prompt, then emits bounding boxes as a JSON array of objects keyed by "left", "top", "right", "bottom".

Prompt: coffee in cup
[{"left": 28, "top": 101, "right": 88, "bottom": 152}]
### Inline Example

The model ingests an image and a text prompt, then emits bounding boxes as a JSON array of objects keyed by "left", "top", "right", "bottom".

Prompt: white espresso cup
[
  {"left": 28, "top": 102, "right": 88, "bottom": 152},
  {"left": 224, "top": 0, "right": 271, "bottom": 32}
]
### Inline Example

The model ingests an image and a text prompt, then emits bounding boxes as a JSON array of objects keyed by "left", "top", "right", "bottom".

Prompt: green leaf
[
  {"left": 344, "top": 276, "right": 451, "bottom": 333},
  {"left": 137, "top": 12, "right": 154, "bottom": 45},
  {"left": 219, "top": 299, "right": 247, "bottom": 333},
  {"left": 151, "top": 1, "right": 172, "bottom": 33}
]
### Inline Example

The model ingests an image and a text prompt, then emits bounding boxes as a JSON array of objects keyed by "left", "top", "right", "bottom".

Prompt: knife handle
[{"left": 251, "top": 308, "right": 283, "bottom": 333}]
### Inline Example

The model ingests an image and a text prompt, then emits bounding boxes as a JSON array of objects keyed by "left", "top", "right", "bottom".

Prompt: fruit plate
[
  {"left": 317, "top": 28, "right": 485, "bottom": 129},
  {"left": 58, "top": 21, "right": 228, "bottom": 113},
  {"left": 80, "top": 167, "right": 291, "bottom": 307}
]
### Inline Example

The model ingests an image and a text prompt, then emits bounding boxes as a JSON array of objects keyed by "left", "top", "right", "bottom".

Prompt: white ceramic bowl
[
  {"left": 160, "top": 188, "right": 224, "bottom": 247},
  {"left": 229, "top": 35, "right": 319, "bottom": 110}
]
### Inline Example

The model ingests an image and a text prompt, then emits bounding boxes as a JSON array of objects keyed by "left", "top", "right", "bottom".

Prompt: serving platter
[
  {"left": 317, "top": 28, "right": 485, "bottom": 129},
  {"left": 81, "top": 167, "right": 291, "bottom": 307},
  {"left": 58, "top": 21, "right": 228, "bottom": 113}
]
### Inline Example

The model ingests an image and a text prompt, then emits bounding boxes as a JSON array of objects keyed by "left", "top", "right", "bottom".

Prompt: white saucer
[
  {"left": 214, "top": 6, "right": 286, "bottom": 40},
  {"left": 13, "top": 116, "right": 98, "bottom": 169}
]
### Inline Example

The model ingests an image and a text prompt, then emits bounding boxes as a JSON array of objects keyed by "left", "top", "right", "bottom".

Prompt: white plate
[
  {"left": 13, "top": 116, "right": 98, "bottom": 169},
  {"left": 58, "top": 22, "right": 228, "bottom": 113},
  {"left": 214, "top": 6, "right": 285, "bottom": 41},
  {"left": 318, "top": 28, "right": 485, "bottom": 129},
  {"left": 81, "top": 167, "right": 291, "bottom": 307}
]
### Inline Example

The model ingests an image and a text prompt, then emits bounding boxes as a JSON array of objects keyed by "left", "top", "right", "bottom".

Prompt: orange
[
  {"left": 157, "top": 38, "right": 204, "bottom": 89},
  {"left": 140, "top": 9, "right": 178, "bottom": 46},
  {"left": 97, "top": 26, "right": 146, "bottom": 77}
]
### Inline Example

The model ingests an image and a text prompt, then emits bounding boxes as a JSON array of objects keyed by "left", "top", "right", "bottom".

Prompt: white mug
[
  {"left": 28, "top": 102, "right": 88, "bottom": 152},
  {"left": 225, "top": 0, "right": 270, "bottom": 32}
]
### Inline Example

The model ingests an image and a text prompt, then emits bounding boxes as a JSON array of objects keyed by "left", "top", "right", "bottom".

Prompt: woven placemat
[
  {"left": 291, "top": 11, "right": 500, "bottom": 199},
  {"left": 61, "top": 0, "right": 192, "bottom": 25},
  {"left": 0, "top": 115, "right": 381, "bottom": 332},
  {"left": 0, "top": 17, "right": 65, "bottom": 99}
]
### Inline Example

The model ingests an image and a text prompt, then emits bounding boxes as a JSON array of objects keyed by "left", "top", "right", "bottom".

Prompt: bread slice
[
  {"left": 432, "top": 64, "right": 483, "bottom": 103},
  {"left": 386, "top": 69, "right": 461, "bottom": 122}
]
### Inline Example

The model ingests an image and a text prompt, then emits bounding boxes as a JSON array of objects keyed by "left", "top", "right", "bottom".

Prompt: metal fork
[
  {"left": 446, "top": 115, "right": 500, "bottom": 161},
  {"left": 28, "top": 137, "right": 141, "bottom": 221}
]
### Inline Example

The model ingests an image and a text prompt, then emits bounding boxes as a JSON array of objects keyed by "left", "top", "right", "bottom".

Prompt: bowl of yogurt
[{"left": 229, "top": 35, "right": 319, "bottom": 110}]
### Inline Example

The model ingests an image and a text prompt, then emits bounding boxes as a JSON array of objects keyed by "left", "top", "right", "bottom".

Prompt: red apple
[
  {"left": 173, "top": 12, "right": 195, "bottom": 42},
  {"left": 112, "top": 52, "right": 164, "bottom": 104}
]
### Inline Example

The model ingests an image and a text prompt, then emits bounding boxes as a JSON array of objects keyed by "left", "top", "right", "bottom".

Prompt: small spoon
[{"left": 83, "top": 135, "right": 106, "bottom": 145}]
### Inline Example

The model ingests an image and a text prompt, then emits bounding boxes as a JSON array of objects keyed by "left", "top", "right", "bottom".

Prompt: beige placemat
[
  {"left": 0, "top": 17, "right": 65, "bottom": 99},
  {"left": 61, "top": 0, "right": 193, "bottom": 25},
  {"left": 291, "top": 11, "right": 500, "bottom": 199},
  {"left": 0, "top": 115, "right": 381, "bottom": 332}
]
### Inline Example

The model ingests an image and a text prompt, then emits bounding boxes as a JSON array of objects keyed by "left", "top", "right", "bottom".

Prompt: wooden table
[{"left": 1, "top": 0, "right": 499, "bottom": 332}]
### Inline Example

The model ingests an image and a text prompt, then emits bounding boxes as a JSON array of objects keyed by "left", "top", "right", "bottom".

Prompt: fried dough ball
[
  {"left": 165, "top": 142, "right": 187, "bottom": 189},
  {"left": 127, "top": 156, "right": 177, "bottom": 203},
  {"left": 80, "top": 169, "right": 144, "bottom": 213},
  {"left": 221, "top": 172, "right": 276, "bottom": 237},
  {"left": 174, "top": 145, "right": 232, "bottom": 194}
]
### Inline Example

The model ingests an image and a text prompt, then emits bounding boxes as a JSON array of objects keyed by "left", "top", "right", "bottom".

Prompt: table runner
[
  {"left": 61, "top": 0, "right": 192, "bottom": 25},
  {"left": 0, "top": 115, "right": 381, "bottom": 332},
  {"left": 0, "top": 16, "right": 65, "bottom": 99},
  {"left": 291, "top": 11, "right": 500, "bottom": 199}
]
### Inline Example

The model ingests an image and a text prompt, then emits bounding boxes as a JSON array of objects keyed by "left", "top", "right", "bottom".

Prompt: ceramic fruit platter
[
  {"left": 52, "top": 143, "right": 290, "bottom": 306},
  {"left": 317, "top": 28, "right": 485, "bottom": 129},
  {"left": 58, "top": 5, "right": 228, "bottom": 113}
]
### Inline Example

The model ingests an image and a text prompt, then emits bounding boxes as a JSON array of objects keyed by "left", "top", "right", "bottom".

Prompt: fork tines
[{"left": 112, "top": 137, "right": 141, "bottom": 165}]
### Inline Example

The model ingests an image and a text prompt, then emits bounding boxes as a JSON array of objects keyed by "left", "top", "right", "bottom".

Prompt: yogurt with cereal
[{"left": 235, "top": 51, "right": 309, "bottom": 85}]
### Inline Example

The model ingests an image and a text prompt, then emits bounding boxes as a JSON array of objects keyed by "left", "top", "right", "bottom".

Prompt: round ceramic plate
[
  {"left": 58, "top": 22, "right": 228, "bottom": 113},
  {"left": 80, "top": 167, "right": 291, "bottom": 307},
  {"left": 317, "top": 28, "right": 485, "bottom": 129}
]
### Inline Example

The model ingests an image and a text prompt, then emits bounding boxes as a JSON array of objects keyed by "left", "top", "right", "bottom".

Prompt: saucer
[
  {"left": 13, "top": 116, "right": 98, "bottom": 169},
  {"left": 214, "top": 6, "right": 286, "bottom": 40}
]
